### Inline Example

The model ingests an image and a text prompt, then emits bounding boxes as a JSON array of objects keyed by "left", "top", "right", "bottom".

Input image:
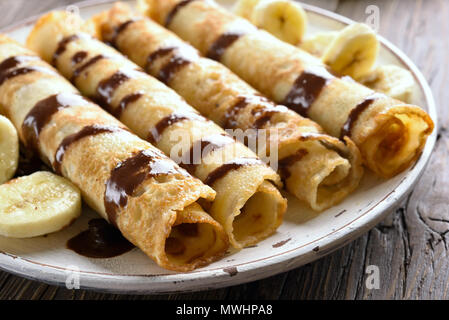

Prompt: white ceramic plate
[{"left": 0, "top": 0, "right": 437, "bottom": 294}]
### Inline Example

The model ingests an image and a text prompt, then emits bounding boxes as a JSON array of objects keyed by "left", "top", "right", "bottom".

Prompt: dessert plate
[{"left": 0, "top": 0, "right": 437, "bottom": 294}]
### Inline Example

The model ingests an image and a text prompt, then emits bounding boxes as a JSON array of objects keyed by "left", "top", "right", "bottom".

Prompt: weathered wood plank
[{"left": 0, "top": 0, "right": 446, "bottom": 300}]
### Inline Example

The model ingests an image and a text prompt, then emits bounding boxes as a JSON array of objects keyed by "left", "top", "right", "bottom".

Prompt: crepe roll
[
  {"left": 92, "top": 3, "right": 363, "bottom": 212},
  {"left": 143, "top": 0, "right": 434, "bottom": 178},
  {"left": 27, "top": 11, "right": 287, "bottom": 249},
  {"left": 0, "top": 34, "right": 229, "bottom": 271}
]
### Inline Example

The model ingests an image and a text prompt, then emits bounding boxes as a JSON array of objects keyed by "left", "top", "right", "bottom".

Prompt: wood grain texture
[{"left": 0, "top": 0, "right": 447, "bottom": 300}]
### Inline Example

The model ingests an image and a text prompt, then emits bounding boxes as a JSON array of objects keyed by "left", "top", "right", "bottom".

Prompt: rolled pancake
[
  {"left": 92, "top": 3, "right": 363, "bottom": 212},
  {"left": 0, "top": 34, "right": 229, "bottom": 271},
  {"left": 27, "top": 11, "right": 287, "bottom": 249},
  {"left": 143, "top": 0, "right": 434, "bottom": 178}
]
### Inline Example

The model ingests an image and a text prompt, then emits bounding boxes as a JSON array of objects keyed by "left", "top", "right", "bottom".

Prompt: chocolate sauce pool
[{"left": 67, "top": 219, "right": 134, "bottom": 258}]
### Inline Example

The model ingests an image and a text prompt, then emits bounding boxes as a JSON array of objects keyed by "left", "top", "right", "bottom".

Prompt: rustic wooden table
[{"left": 0, "top": 0, "right": 447, "bottom": 300}]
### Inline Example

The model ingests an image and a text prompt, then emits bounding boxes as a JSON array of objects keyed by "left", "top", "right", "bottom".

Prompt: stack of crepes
[
  {"left": 142, "top": 0, "right": 434, "bottom": 178},
  {"left": 90, "top": 2, "right": 363, "bottom": 212},
  {"left": 0, "top": 34, "right": 229, "bottom": 271},
  {"left": 27, "top": 10, "right": 287, "bottom": 250}
]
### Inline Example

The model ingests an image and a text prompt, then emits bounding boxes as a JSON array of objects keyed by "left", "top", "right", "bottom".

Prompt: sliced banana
[
  {"left": 233, "top": 0, "right": 261, "bottom": 20},
  {"left": 359, "top": 65, "right": 415, "bottom": 102},
  {"left": 251, "top": 0, "right": 307, "bottom": 45},
  {"left": 299, "top": 31, "right": 338, "bottom": 57},
  {"left": 0, "top": 171, "right": 82, "bottom": 238},
  {"left": 0, "top": 115, "right": 19, "bottom": 184},
  {"left": 322, "top": 23, "right": 379, "bottom": 80}
]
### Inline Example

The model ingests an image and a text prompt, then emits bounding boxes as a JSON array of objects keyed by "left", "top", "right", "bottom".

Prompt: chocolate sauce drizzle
[
  {"left": 53, "top": 125, "right": 123, "bottom": 175},
  {"left": 180, "top": 133, "right": 234, "bottom": 174},
  {"left": 71, "top": 54, "right": 107, "bottom": 83},
  {"left": 204, "top": 158, "right": 262, "bottom": 186},
  {"left": 224, "top": 95, "right": 287, "bottom": 129},
  {"left": 207, "top": 33, "right": 244, "bottom": 61},
  {"left": 0, "top": 67, "right": 33, "bottom": 86},
  {"left": 54, "top": 33, "right": 144, "bottom": 118},
  {"left": 94, "top": 69, "right": 146, "bottom": 118},
  {"left": 340, "top": 94, "right": 382, "bottom": 139},
  {"left": 251, "top": 102, "right": 288, "bottom": 129},
  {"left": 165, "top": 0, "right": 198, "bottom": 27},
  {"left": 72, "top": 51, "right": 88, "bottom": 65},
  {"left": 110, "top": 19, "right": 138, "bottom": 47},
  {"left": 104, "top": 148, "right": 182, "bottom": 226},
  {"left": 279, "top": 149, "right": 308, "bottom": 180},
  {"left": 115, "top": 92, "right": 144, "bottom": 118},
  {"left": 148, "top": 112, "right": 204, "bottom": 144},
  {"left": 0, "top": 65, "right": 55, "bottom": 87},
  {"left": 146, "top": 46, "right": 194, "bottom": 84},
  {"left": 252, "top": 108, "right": 279, "bottom": 129},
  {"left": 53, "top": 33, "right": 94, "bottom": 67},
  {"left": 96, "top": 70, "right": 141, "bottom": 106},
  {"left": 67, "top": 218, "right": 134, "bottom": 258},
  {"left": 158, "top": 55, "right": 191, "bottom": 84},
  {"left": 282, "top": 68, "right": 333, "bottom": 117},
  {"left": 53, "top": 35, "right": 79, "bottom": 65},
  {"left": 146, "top": 47, "right": 176, "bottom": 70},
  {"left": 224, "top": 96, "right": 251, "bottom": 129},
  {"left": 0, "top": 55, "right": 38, "bottom": 72},
  {"left": 22, "top": 93, "right": 89, "bottom": 151}
]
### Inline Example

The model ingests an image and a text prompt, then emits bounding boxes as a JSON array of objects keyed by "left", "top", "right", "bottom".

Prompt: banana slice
[
  {"left": 0, "top": 171, "right": 82, "bottom": 238},
  {"left": 251, "top": 0, "right": 307, "bottom": 45},
  {"left": 322, "top": 23, "right": 379, "bottom": 80},
  {"left": 233, "top": 0, "right": 261, "bottom": 20},
  {"left": 0, "top": 115, "right": 19, "bottom": 184},
  {"left": 359, "top": 65, "right": 415, "bottom": 102},
  {"left": 299, "top": 31, "right": 338, "bottom": 57}
]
